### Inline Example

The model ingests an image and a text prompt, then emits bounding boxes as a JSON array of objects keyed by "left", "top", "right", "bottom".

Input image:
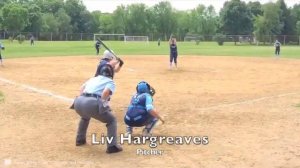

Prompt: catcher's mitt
[{"left": 150, "top": 86, "right": 155, "bottom": 96}]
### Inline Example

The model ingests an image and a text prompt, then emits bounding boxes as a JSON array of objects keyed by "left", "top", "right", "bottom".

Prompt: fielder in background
[
  {"left": 274, "top": 39, "right": 281, "bottom": 56},
  {"left": 95, "top": 39, "right": 101, "bottom": 55},
  {"left": 0, "top": 41, "right": 5, "bottom": 66},
  {"left": 158, "top": 38, "right": 161, "bottom": 46},
  {"left": 124, "top": 81, "right": 165, "bottom": 137},
  {"left": 30, "top": 35, "right": 35, "bottom": 46},
  {"left": 94, "top": 50, "right": 123, "bottom": 77},
  {"left": 72, "top": 58, "right": 124, "bottom": 154},
  {"left": 169, "top": 35, "right": 178, "bottom": 69}
]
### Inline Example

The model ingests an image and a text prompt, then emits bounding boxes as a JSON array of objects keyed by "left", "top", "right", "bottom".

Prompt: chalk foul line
[
  {"left": 0, "top": 77, "right": 74, "bottom": 103},
  {"left": 197, "top": 92, "right": 300, "bottom": 111}
]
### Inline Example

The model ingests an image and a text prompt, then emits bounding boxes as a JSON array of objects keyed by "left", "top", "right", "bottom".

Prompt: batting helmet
[
  {"left": 103, "top": 50, "right": 114, "bottom": 60},
  {"left": 136, "top": 81, "right": 155, "bottom": 96}
]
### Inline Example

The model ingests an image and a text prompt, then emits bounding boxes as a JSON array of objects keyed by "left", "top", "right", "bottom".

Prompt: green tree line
[{"left": 0, "top": 0, "right": 300, "bottom": 41}]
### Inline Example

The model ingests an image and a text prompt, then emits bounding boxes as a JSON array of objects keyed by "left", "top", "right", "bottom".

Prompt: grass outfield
[{"left": 1, "top": 40, "right": 300, "bottom": 58}]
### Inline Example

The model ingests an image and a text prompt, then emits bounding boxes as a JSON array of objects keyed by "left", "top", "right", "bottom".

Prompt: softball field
[{"left": 0, "top": 55, "right": 300, "bottom": 168}]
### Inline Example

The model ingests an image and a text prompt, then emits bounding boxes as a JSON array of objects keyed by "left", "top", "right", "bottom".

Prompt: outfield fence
[
  {"left": 184, "top": 35, "right": 300, "bottom": 45},
  {"left": 1, "top": 31, "right": 300, "bottom": 45}
]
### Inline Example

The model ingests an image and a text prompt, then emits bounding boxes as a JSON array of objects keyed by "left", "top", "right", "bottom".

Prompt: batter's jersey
[{"left": 95, "top": 59, "right": 110, "bottom": 77}]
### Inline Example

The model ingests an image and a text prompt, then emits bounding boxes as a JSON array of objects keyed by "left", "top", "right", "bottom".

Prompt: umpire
[{"left": 73, "top": 59, "right": 124, "bottom": 154}]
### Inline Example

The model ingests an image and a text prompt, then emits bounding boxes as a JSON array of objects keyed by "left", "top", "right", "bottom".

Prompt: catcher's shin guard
[
  {"left": 125, "top": 126, "right": 133, "bottom": 137},
  {"left": 126, "top": 126, "right": 133, "bottom": 133},
  {"left": 142, "top": 119, "right": 158, "bottom": 137}
]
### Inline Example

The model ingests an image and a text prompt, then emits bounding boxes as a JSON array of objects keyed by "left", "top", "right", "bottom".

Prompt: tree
[
  {"left": 145, "top": 8, "right": 158, "bottom": 37},
  {"left": 296, "top": 21, "right": 300, "bottom": 35},
  {"left": 206, "top": 5, "right": 218, "bottom": 34},
  {"left": 41, "top": 13, "right": 59, "bottom": 33},
  {"left": 176, "top": 11, "right": 191, "bottom": 40},
  {"left": 189, "top": 5, "right": 218, "bottom": 39},
  {"left": 277, "top": 0, "right": 294, "bottom": 35},
  {"left": 0, "top": 0, "right": 12, "bottom": 9},
  {"left": 23, "top": 3, "right": 43, "bottom": 32},
  {"left": 36, "top": 0, "right": 64, "bottom": 14},
  {"left": 291, "top": 4, "right": 300, "bottom": 36},
  {"left": 153, "top": 1, "right": 177, "bottom": 40},
  {"left": 253, "top": 2, "right": 283, "bottom": 43},
  {"left": 219, "top": 0, "right": 252, "bottom": 44},
  {"left": 253, "top": 15, "right": 267, "bottom": 43},
  {"left": 64, "top": 0, "right": 88, "bottom": 32},
  {"left": 0, "top": 9, "right": 3, "bottom": 30},
  {"left": 99, "top": 13, "right": 113, "bottom": 34},
  {"left": 2, "top": 3, "right": 29, "bottom": 32},
  {"left": 126, "top": 3, "right": 149, "bottom": 35},
  {"left": 55, "top": 8, "right": 72, "bottom": 32},
  {"left": 78, "top": 10, "right": 94, "bottom": 33},
  {"left": 247, "top": 1, "right": 263, "bottom": 17},
  {"left": 112, "top": 5, "right": 127, "bottom": 34},
  {"left": 247, "top": 1, "right": 263, "bottom": 34},
  {"left": 190, "top": 5, "right": 206, "bottom": 34},
  {"left": 263, "top": 3, "right": 283, "bottom": 35},
  {"left": 291, "top": 4, "right": 300, "bottom": 21},
  {"left": 90, "top": 11, "right": 101, "bottom": 33}
]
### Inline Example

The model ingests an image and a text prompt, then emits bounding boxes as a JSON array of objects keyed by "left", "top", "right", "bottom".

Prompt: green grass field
[{"left": 1, "top": 40, "right": 300, "bottom": 58}]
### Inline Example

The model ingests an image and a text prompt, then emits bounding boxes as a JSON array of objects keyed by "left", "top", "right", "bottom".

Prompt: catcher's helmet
[
  {"left": 103, "top": 50, "right": 114, "bottom": 60},
  {"left": 136, "top": 81, "right": 155, "bottom": 96}
]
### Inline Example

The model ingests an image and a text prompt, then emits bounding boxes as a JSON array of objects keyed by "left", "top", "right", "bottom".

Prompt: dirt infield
[{"left": 0, "top": 55, "right": 300, "bottom": 168}]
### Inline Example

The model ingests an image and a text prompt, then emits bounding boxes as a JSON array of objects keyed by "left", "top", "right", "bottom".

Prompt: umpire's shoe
[
  {"left": 76, "top": 139, "right": 86, "bottom": 146},
  {"left": 106, "top": 145, "right": 123, "bottom": 154}
]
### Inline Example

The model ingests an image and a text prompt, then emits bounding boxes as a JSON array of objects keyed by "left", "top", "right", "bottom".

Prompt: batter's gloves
[{"left": 117, "top": 58, "right": 124, "bottom": 67}]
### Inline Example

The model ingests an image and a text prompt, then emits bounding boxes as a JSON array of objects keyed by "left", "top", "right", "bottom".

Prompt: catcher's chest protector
[{"left": 131, "top": 94, "right": 146, "bottom": 106}]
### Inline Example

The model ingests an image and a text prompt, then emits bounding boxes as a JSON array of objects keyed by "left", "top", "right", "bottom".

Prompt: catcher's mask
[
  {"left": 99, "top": 64, "right": 114, "bottom": 79},
  {"left": 136, "top": 81, "right": 155, "bottom": 96}
]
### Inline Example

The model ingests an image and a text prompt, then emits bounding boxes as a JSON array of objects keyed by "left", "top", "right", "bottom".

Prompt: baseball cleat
[
  {"left": 76, "top": 139, "right": 86, "bottom": 146},
  {"left": 142, "top": 128, "right": 152, "bottom": 137},
  {"left": 106, "top": 145, "right": 123, "bottom": 154}
]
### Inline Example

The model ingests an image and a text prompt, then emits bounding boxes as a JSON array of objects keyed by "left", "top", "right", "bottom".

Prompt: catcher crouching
[{"left": 124, "top": 81, "right": 165, "bottom": 137}]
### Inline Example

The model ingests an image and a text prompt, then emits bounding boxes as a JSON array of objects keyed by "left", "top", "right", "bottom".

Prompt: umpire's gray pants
[{"left": 74, "top": 95, "right": 117, "bottom": 147}]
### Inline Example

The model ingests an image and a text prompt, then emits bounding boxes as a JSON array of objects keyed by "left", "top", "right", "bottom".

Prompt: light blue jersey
[{"left": 82, "top": 75, "right": 115, "bottom": 96}]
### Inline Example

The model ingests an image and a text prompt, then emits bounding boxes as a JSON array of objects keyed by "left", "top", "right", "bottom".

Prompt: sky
[{"left": 82, "top": 0, "right": 299, "bottom": 13}]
